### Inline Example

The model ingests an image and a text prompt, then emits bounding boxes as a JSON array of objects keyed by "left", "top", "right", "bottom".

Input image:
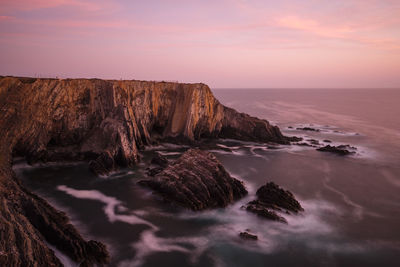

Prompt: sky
[{"left": 0, "top": 0, "right": 399, "bottom": 88}]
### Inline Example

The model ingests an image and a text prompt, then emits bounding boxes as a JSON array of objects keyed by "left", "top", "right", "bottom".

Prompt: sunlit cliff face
[{"left": 1, "top": 0, "right": 400, "bottom": 88}]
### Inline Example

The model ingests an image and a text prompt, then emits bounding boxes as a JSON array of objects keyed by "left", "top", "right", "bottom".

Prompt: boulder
[
  {"left": 239, "top": 232, "right": 258, "bottom": 240},
  {"left": 245, "top": 182, "right": 303, "bottom": 223},
  {"left": 296, "top": 127, "right": 320, "bottom": 132},
  {"left": 317, "top": 145, "right": 355, "bottom": 156},
  {"left": 138, "top": 149, "right": 248, "bottom": 210}
]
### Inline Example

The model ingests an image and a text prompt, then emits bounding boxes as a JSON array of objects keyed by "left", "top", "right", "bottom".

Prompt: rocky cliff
[{"left": 0, "top": 76, "right": 290, "bottom": 265}]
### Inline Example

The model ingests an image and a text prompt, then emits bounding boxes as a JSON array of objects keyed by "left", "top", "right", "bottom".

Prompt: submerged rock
[
  {"left": 239, "top": 231, "right": 258, "bottom": 240},
  {"left": 138, "top": 149, "right": 248, "bottom": 210},
  {"left": 150, "top": 152, "right": 169, "bottom": 167},
  {"left": 296, "top": 127, "right": 320, "bottom": 132},
  {"left": 246, "top": 201, "right": 287, "bottom": 223},
  {"left": 307, "top": 139, "right": 320, "bottom": 145},
  {"left": 245, "top": 182, "right": 303, "bottom": 223},
  {"left": 317, "top": 145, "right": 356, "bottom": 156}
]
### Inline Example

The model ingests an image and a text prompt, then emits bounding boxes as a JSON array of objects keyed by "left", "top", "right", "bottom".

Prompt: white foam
[
  {"left": 119, "top": 230, "right": 209, "bottom": 267},
  {"left": 57, "top": 185, "right": 157, "bottom": 229}
]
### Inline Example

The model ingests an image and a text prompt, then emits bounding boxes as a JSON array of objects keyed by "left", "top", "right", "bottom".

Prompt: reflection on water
[{"left": 14, "top": 89, "right": 400, "bottom": 267}]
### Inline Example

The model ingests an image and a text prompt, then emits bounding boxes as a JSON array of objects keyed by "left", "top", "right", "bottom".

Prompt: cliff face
[{"left": 0, "top": 76, "right": 288, "bottom": 265}]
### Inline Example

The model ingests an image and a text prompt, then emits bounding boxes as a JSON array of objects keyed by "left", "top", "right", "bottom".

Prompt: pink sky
[{"left": 1, "top": 0, "right": 399, "bottom": 88}]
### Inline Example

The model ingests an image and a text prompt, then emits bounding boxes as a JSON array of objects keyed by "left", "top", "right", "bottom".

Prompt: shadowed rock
[
  {"left": 138, "top": 149, "right": 248, "bottom": 210},
  {"left": 296, "top": 127, "right": 320, "bottom": 132},
  {"left": 239, "top": 232, "right": 258, "bottom": 240},
  {"left": 317, "top": 145, "right": 356, "bottom": 156},
  {"left": 150, "top": 152, "right": 169, "bottom": 167},
  {"left": 245, "top": 182, "right": 303, "bottom": 223}
]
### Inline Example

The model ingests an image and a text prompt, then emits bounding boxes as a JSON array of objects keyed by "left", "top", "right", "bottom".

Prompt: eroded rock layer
[
  {"left": 138, "top": 149, "right": 248, "bottom": 210},
  {"left": 0, "top": 76, "right": 289, "bottom": 265}
]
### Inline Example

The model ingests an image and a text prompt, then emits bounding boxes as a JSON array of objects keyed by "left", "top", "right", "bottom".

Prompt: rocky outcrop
[
  {"left": 296, "top": 127, "right": 320, "bottom": 132},
  {"left": 245, "top": 182, "right": 303, "bottom": 223},
  {"left": 317, "top": 145, "right": 356, "bottom": 156},
  {"left": 0, "top": 76, "right": 289, "bottom": 265},
  {"left": 239, "top": 231, "right": 258, "bottom": 240},
  {"left": 0, "top": 161, "right": 109, "bottom": 266},
  {"left": 138, "top": 149, "right": 248, "bottom": 210}
]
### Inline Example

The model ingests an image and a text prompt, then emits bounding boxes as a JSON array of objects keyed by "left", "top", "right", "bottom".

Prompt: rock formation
[
  {"left": 239, "top": 231, "right": 258, "bottom": 240},
  {"left": 296, "top": 127, "right": 320, "bottom": 132},
  {"left": 0, "top": 76, "right": 291, "bottom": 265},
  {"left": 245, "top": 182, "right": 304, "bottom": 223},
  {"left": 317, "top": 145, "right": 356, "bottom": 156},
  {"left": 138, "top": 149, "right": 248, "bottom": 210}
]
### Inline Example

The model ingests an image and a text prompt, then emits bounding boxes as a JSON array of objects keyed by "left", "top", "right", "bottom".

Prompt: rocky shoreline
[{"left": 0, "top": 76, "right": 301, "bottom": 265}]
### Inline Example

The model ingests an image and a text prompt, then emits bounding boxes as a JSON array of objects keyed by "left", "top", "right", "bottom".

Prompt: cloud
[
  {"left": 277, "top": 16, "right": 354, "bottom": 39},
  {"left": 0, "top": 0, "right": 113, "bottom": 12}
]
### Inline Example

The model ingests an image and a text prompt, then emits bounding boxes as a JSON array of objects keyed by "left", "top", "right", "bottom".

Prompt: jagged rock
[
  {"left": 256, "top": 182, "right": 304, "bottom": 213},
  {"left": 246, "top": 201, "right": 287, "bottom": 223},
  {"left": 296, "top": 127, "right": 320, "bottom": 132},
  {"left": 0, "top": 167, "right": 110, "bottom": 266},
  {"left": 0, "top": 77, "right": 290, "bottom": 265},
  {"left": 245, "top": 182, "right": 303, "bottom": 223},
  {"left": 323, "top": 139, "right": 332, "bottom": 143},
  {"left": 317, "top": 145, "right": 355, "bottom": 155},
  {"left": 138, "top": 149, "right": 248, "bottom": 210},
  {"left": 146, "top": 166, "right": 164, "bottom": 177},
  {"left": 239, "top": 232, "right": 258, "bottom": 240}
]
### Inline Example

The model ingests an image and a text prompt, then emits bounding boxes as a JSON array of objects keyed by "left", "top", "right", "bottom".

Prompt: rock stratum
[
  {"left": 138, "top": 149, "right": 248, "bottom": 210},
  {"left": 0, "top": 76, "right": 290, "bottom": 265}
]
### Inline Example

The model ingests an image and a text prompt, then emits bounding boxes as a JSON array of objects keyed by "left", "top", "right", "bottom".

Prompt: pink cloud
[
  {"left": 277, "top": 16, "right": 354, "bottom": 38},
  {"left": 0, "top": 0, "right": 113, "bottom": 12}
]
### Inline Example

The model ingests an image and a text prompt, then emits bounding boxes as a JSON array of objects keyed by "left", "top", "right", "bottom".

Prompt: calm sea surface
[{"left": 15, "top": 89, "right": 400, "bottom": 267}]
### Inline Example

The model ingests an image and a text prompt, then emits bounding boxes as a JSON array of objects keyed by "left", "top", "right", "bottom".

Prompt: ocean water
[{"left": 14, "top": 89, "right": 400, "bottom": 267}]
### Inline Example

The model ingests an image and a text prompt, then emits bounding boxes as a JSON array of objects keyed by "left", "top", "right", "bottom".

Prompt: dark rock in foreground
[
  {"left": 138, "top": 149, "right": 248, "bottom": 210},
  {"left": 239, "top": 232, "right": 258, "bottom": 240},
  {"left": 245, "top": 182, "right": 304, "bottom": 223},
  {"left": 317, "top": 145, "right": 356, "bottom": 156},
  {"left": 0, "top": 168, "right": 110, "bottom": 266}
]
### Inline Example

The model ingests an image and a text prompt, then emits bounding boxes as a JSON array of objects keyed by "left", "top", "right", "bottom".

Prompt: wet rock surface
[
  {"left": 245, "top": 182, "right": 304, "bottom": 223},
  {"left": 239, "top": 231, "right": 258, "bottom": 240},
  {"left": 138, "top": 149, "right": 248, "bottom": 210},
  {"left": 317, "top": 145, "right": 356, "bottom": 155},
  {"left": 296, "top": 127, "right": 320, "bottom": 132}
]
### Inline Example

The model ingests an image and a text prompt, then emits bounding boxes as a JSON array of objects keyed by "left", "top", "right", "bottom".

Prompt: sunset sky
[{"left": 1, "top": 0, "right": 399, "bottom": 88}]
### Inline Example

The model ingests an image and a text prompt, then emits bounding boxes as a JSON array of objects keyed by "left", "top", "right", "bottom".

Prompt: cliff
[{"left": 0, "top": 76, "right": 290, "bottom": 265}]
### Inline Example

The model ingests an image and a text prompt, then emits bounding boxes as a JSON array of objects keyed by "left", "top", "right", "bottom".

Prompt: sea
[{"left": 14, "top": 88, "right": 400, "bottom": 267}]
